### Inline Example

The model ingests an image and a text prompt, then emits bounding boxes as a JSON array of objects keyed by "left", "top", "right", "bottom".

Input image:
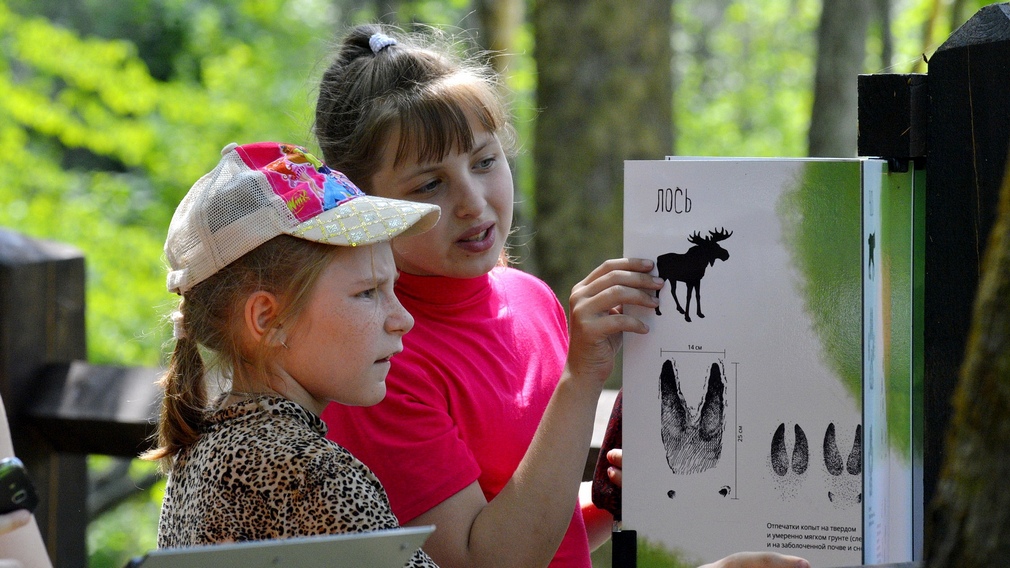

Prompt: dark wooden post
[
  {"left": 0, "top": 229, "right": 88, "bottom": 567},
  {"left": 857, "top": 3, "right": 1010, "bottom": 562},
  {"left": 922, "top": 2, "right": 1010, "bottom": 516}
]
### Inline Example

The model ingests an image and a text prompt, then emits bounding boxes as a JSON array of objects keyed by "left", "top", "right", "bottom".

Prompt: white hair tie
[
  {"left": 171, "top": 311, "right": 187, "bottom": 340},
  {"left": 369, "top": 33, "right": 397, "bottom": 54}
]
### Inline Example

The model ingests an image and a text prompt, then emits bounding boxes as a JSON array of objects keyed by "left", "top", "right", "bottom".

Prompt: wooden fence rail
[{"left": 0, "top": 230, "right": 614, "bottom": 566}]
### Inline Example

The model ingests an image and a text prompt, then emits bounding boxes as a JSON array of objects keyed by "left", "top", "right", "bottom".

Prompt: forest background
[{"left": 0, "top": 0, "right": 989, "bottom": 565}]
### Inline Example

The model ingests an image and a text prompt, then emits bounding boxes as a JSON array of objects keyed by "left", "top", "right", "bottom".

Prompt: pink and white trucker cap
[{"left": 165, "top": 142, "right": 440, "bottom": 294}]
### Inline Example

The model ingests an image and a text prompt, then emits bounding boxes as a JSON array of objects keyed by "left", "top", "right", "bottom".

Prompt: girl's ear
[{"left": 243, "top": 291, "right": 283, "bottom": 347}]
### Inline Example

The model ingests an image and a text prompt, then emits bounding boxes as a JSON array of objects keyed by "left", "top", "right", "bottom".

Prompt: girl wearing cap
[
  {"left": 142, "top": 142, "right": 441, "bottom": 567},
  {"left": 313, "top": 26, "right": 811, "bottom": 568}
]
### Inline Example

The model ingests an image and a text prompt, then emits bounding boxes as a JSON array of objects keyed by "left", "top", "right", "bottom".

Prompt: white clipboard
[{"left": 125, "top": 525, "right": 435, "bottom": 568}]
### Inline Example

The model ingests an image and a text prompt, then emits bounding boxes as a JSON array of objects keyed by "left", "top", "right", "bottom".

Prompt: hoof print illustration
[
  {"left": 719, "top": 486, "right": 731, "bottom": 497},
  {"left": 823, "top": 423, "right": 862, "bottom": 507},
  {"left": 792, "top": 424, "right": 809, "bottom": 474},
  {"left": 846, "top": 424, "right": 862, "bottom": 475},
  {"left": 770, "top": 423, "right": 809, "bottom": 476},
  {"left": 659, "top": 360, "right": 726, "bottom": 474},
  {"left": 823, "top": 423, "right": 844, "bottom": 475},
  {"left": 771, "top": 423, "right": 789, "bottom": 476},
  {"left": 824, "top": 423, "right": 861, "bottom": 476},
  {"left": 655, "top": 228, "right": 733, "bottom": 320}
]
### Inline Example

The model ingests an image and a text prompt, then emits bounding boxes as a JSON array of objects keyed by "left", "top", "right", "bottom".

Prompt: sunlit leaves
[
  {"left": 0, "top": 0, "right": 336, "bottom": 369},
  {"left": 673, "top": 0, "right": 819, "bottom": 157}
]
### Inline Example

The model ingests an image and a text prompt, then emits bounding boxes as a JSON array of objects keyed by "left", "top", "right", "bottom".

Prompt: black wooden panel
[
  {"left": 857, "top": 73, "right": 928, "bottom": 162},
  {"left": 924, "top": 3, "right": 1010, "bottom": 512}
]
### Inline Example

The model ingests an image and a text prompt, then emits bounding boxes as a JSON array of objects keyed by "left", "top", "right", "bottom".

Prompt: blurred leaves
[
  {"left": 0, "top": 0, "right": 336, "bottom": 366},
  {"left": 86, "top": 457, "right": 163, "bottom": 568}
]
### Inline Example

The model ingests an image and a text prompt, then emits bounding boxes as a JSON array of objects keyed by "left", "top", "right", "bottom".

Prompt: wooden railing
[{"left": 0, "top": 231, "right": 617, "bottom": 566}]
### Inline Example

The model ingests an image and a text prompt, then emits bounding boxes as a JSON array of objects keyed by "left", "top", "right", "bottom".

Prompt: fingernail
[
  {"left": 608, "top": 467, "right": 616, "bottom": 478},
  {"left": 652, "top": 277, "right": 664, "bottom": 285}
]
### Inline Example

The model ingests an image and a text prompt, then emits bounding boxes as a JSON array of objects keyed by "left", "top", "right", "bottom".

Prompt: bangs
[{"left": 391, "top": 76, "right": 511, "bottom": 167}]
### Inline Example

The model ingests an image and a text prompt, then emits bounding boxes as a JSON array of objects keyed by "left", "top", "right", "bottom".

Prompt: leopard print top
[{"left": 157, "top": 395, "right": 437, "bottom": 567}]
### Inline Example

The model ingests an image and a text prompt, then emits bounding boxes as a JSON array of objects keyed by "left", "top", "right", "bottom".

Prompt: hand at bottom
[
  {"left": 0, "top": 509, "right": 31, "bottom": 536},
  {"left": 699, "top": 552, "right": 811, "bottom": 568}
]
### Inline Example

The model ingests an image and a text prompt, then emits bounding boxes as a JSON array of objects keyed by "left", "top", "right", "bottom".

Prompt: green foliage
[
  {"left": 671, "top": 0, "right": 991, "bottom": 158},
  {"left": 673, "top": 0, "right": 821, "bottom": 157},
  {"left": 638, "top": 537, "right": 696, "bottom": 568},
  {"left": 590, "top": 535, "right": 696, "bottom": 568},
  {"left": 86, "top": 457, "right": 164, "bottom": 568},
  {"left": 0, "top": 0, "right": 335, "bottom": 366}
]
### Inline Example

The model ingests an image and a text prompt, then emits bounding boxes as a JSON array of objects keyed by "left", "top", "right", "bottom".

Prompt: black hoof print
[
  {"left": 770, "top": 423, "right": 809, "bottom": 476},
  {"left": 823, "top": 423, "right": 862, "bottom": 476},
  {"left": 771, "top": 423, "right": 789, "bottom": 476},
  {"left": 823, "top": 423, "right": 861, "bottom": 507},
  {"left": 846, "top": 424, "right": 862, "bottom": 475},
  {"left": 659, "top": 360, "right": 727, "bottom": 475}
]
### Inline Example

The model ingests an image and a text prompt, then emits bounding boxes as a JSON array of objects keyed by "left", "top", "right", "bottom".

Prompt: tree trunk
[
  {"left": 467, "top": 0, "right": 540, "bottom": 270},
  {"left": 531, "top": 0, "right": 673, "bottom": 300},
  {"left": 807, "top": 0, "right": 870, "bottom": 157},
  {"left": 922, "top": 5, "right": 1010, "bottom": 564},
  {"left": 374, "top": 0, "right": 403, "bottom": 24},
  {"left": 924, "top": 148, "right": 1010, "bottom": 567},
  {"left": 876, "top": 0, "right": 893, "bottom": 70},
  {"left": 473, "top": 0, "right": 524, "bottom": 76}
]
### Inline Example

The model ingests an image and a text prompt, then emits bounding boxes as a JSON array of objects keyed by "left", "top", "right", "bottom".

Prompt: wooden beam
[
  {"left": 857, "top": 73, "right": 928, "bottom": 167},
  {"left": 26, "top": 362, "right": 161, "bottom": 457}
]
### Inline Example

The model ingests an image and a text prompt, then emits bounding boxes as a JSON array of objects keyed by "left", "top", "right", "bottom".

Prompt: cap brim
[{"left": 288, "top": 195, "right": 440, "bottom": 246}]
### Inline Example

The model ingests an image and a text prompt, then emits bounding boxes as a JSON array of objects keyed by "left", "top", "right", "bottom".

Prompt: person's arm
[
  {"left": 0, "top": 396, "right": 53, "bottom": 568},
  {"left": 580, "top": 481, "right": 614, "bottom": 551},
  {"left": 405, "top": 258, "right": 662, "bottom": 568},
  {"left": 0, "top": 515, "right": 50, "bottom": 568},
  {"left": 0, "top": 511, "right": 30, "bottom": 537}
]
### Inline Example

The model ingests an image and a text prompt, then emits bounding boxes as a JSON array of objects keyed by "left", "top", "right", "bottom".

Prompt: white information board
[{"left": 622, "top": 159, "right": 874, "bottom": 567}]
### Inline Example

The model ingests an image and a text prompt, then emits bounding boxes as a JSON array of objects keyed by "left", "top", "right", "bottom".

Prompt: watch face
[{"left": 0, "top": 457, "right": 39, "bottom": 514}]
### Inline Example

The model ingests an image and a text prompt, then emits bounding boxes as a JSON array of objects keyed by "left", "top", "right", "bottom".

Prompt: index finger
[{"left": 576, "top": 258, "right": 655, "bottom": 289}]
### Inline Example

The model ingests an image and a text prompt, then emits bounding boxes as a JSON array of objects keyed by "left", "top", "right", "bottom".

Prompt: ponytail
[
  {"left": 141, "top": 304, "right": 208, "bottom": 470},
  {"left": 141, "top": 236, "right": 341, "bottom": 470}
]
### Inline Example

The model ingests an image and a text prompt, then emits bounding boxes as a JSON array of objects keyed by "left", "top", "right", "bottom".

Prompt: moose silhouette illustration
[
  {"left": 655, "top": 228, "right": 733, "bottom": 321},
  {"left": 867, "top": 232, "right": 876, "bottom": 280}
]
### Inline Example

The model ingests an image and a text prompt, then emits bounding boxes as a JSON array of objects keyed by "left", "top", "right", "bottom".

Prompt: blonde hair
[{"left": 142, "top": 236, "right": 339, "bottom": 470}]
